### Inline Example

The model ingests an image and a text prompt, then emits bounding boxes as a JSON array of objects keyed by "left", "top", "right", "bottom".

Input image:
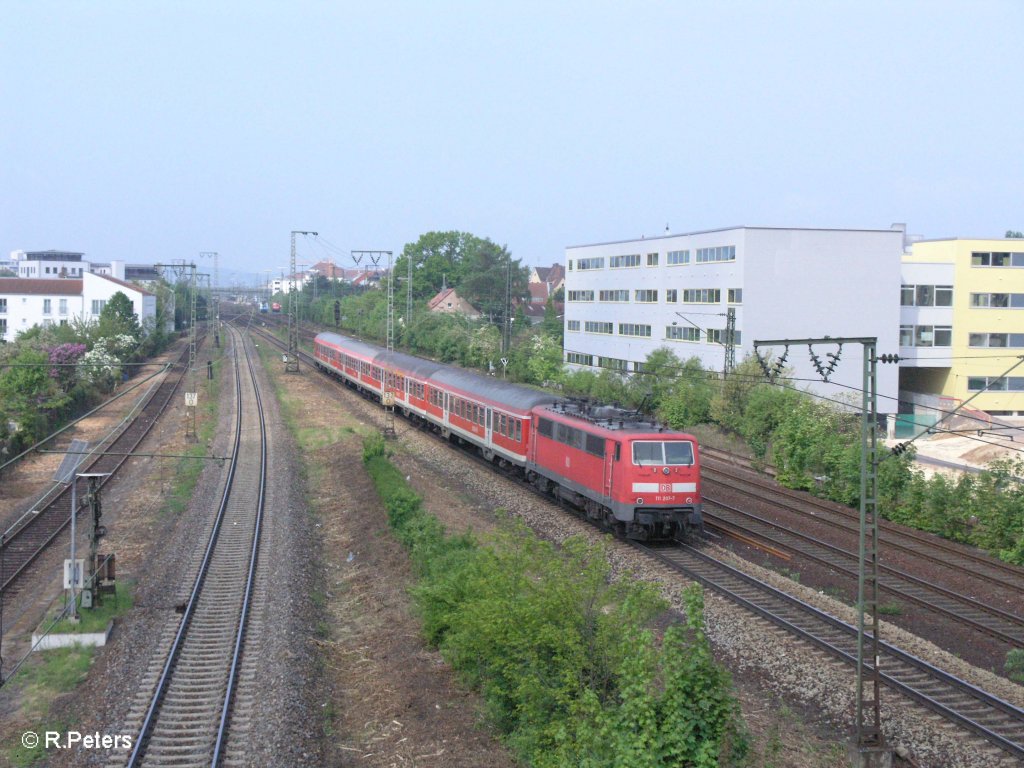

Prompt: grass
[
  {"left": 877, "top": 602, "right": 903, "bottom": 616},
  {"left": 3, "top": 646, "right": 93, "bottom": 766},
  {"left": 1005, "top": 649, "right": 1024, "bottom": 684},
  {"left": 47, "top": 581, "right": 134, "bottom": 635},
  {"left": 159, "top": 365, "right": 220, "bottom": 519}
]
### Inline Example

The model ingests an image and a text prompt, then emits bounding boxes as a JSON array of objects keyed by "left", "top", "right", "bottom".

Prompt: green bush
[{"left": 361, "top": 437, "right": 747, "bottom": 766}]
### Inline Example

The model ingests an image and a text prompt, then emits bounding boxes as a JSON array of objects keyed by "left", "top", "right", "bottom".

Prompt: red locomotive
[{"left": 313, "top": 332, "right": 703, "bottom": 540}]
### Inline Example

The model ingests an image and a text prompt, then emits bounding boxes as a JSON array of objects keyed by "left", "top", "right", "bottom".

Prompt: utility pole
[
  {"left": 406, "top": 252, "right": 413, "bottom": 325},
  {"left": 287, "top": 231, "right": 317, "bottom": 372},
  {"left": 502, "top": 253, "right": 512, "bottom": 355},
  {"left": 157, "top": 262, "right": 199, "bottom": 438},
  {"left": 354, "top": 250, "right": 396, "bottom": 436},
  {"left": 754, "top": 336, "right": 895, "bottom": 768},
  {"left": 200, "top": 252, "right": 219, "bottom": 347},
  {"left": 723, "top": 307, "right": 736, "bottom": 376}
]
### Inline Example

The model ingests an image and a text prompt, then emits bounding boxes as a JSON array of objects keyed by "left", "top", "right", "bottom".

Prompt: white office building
[{"left": 563, "top": 225, "right": 905, "bottom": 409}]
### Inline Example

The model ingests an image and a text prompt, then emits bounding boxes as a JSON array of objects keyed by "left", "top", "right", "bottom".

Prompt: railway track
[
  {"left": 638, "top": 541, "right": 1024, "bottom": 761},
  {"left": 0, "top": 338, "right": 197, "bottom": 599},
  {"left": 701, "top": 446, "right": 1024, "bottom": 594},
  {"left": 120, "top": 326, "right": 267, "bottom": 767},
  {"left": 703, "top": 500, "right": 1024, "bottom": 647}
]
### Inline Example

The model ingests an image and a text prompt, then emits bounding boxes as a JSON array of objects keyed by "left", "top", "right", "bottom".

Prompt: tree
[
  {"left": 540, "top": 297, "right": 562, "bottom": 341},
  {"left": 98, "top": 291, "right": 142, "bottom": 341},
  {"left": 659, "top": 357, "right": 715, "bottom": 428},
  {"left": 1006, "top": 230, "right": 1023, "bottom": 238},
  {"left": 396, "top": 231, "right": 529, "bottom": 322}
]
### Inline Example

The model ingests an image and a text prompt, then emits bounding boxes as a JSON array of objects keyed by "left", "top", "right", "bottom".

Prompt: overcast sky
[{"left": 3, "top": 1, "right": 1021, "bottom": 283}]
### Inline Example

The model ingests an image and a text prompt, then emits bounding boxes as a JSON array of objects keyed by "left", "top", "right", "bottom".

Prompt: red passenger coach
[{"left": 312, "top": 332, "right": 703, "bottom": 541}]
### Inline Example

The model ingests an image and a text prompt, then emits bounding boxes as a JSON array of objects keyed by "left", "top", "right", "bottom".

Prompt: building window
[
  {"left": 618, "top": 323, "right": 652, "bottom": 337},
  {"left": 902, "top": 284, "right": 952, "bottom": 306},
  {"left": 43, "top": 299, "right": 52, "bottom": 315},
  {"left": 584, "top": 321, "right": 613, "bottom": 334},
  {"left": 967, "top": 376, "right": 1024, "bottom": 391},
  {"left": 666, "top": 326, "right": 701, "bottom": 342},
  {"left": 902, "top": 325, "right": 952, "bottom": 347},
  {"left": 610, "top": 254, "right": 641, "bottom": 268},
  {"left": 598, "top": 356, "right": 628, "bottom": 371},
  {"left": 646, "top": 252, "right": 659, "bottom": 266},
  {"left": 91, "top": 299, "right": 107, "bottom": 315},
  {"left": 972, "top": 251, "right": 1024, "bottom": 267},
  {"left": 0, "top": 298, "right": 6, "bottom": 314},
  {"left": 707, "top": 328, "right": 742, "bottom": 344},
  {"left": 667, "top": 250, "right": 690, "bottom": 265},
  {"left": 568, "top": 290, "right": 595, "bottom": 302},
  {"left": 635, "top": 289, "right": 658, "bottom": 303},
  {"left": 968, "top": 332, "right": 1024, "bottom": 347},
  {"left": 59, "top": 298, "right": 67, "bottom": 315},
  {"left": 666, "top": 289, "right": 678, "bottom": 303},
  {"left": 599, "top": 289, "right": 629, "bottom": 302},
  {"left": 0, "top": 318, "right": 6, "bottom": 335},
  {"left": 727, "top": 288, "right": 742, "bottom": 304},
  {"left": 577, "top": 257, "right": 605, "bottom": 271},
  {"left": 695, "top": 245, "right": 736, "bottom": 263},
  {"left": 682, "top": 288, "right": 721, "bottom": 303},
  {"left": 971, "top": 293, "right": 1024, "bottom": 308},
  {"left": 567, "top": 320, "right": 581, "bottom": 332},
  {"left": 566, "top": 352, "right": 593, "bottom": 366}
]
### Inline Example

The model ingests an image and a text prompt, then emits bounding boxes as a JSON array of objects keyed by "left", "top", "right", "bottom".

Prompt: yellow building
[{"left": 900, "top": 238, "right": 1024, "bottom": 416}]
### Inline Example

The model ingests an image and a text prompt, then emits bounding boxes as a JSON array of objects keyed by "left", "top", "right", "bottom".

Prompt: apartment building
[
  {"left": 563, "top": 225, "right": 905, "bottom": 409},
  {"left": 901, "top": 238, "right": 1024, "bottom": 415},
  {"left": 0, "top": 272, "right": 156, "bottom": 342}
]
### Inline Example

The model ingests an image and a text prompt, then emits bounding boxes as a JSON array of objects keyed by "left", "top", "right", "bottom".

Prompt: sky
[{"left": 3, "top": 1, "right": 1022, "bottom": 285}]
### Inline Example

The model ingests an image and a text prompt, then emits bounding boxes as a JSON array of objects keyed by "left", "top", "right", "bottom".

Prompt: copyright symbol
[{"left": 21, "top": 731, "right": 39, "bottom": 749}]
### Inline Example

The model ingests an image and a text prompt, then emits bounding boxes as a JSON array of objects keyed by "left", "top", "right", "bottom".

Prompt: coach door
[{"left": 485, "top": 408, "right": 492, "bottom": 442}]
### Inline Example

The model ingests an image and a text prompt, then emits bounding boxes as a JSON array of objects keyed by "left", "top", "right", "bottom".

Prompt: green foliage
[
  {"left": 1006, "top": 649, "right": 1024, "bottom": 683},
  {"left": 513, "top": 332, "right": 564, "bottom": 387},
  {"left": 636, "top": 347, "right": 683, "bottom": 410},
  {"left": 97, "top": 291, "right": 142, "bottom": 341},
  {"left": 362, "top": 439, "right": 746, "bottom": 767},
  {"left": 710, "top": 356, "right": 767, "bottom": 433},
  {"left": 540, "top": 297, "right": 562, "bottom": 341},
  {"left": 397, "top": 231, "right": 529, "bottom": 314},
  {"left": 658, "top": 357, "right": 715, "bottom": 429}
]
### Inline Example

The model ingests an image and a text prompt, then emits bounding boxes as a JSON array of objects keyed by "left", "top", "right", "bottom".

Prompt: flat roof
[
  {"left": 567, "top": 225, "right": 904, "bottom": 250},
  {"left": 911, "top": 237, "right": 1024, "bottom": 245}
]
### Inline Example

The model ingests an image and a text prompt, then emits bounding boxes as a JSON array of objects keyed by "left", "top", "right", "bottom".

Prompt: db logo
[{"left": 660, "top": 483, "right": 671, "bottom": 493}]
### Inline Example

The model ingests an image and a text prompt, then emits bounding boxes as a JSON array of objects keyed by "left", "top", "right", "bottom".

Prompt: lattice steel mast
[
  {"left": 287, "top": 231, "right": 317, "bottom": 373},
  {"left": 754, "top": 336, "right": 896, "bottom": 767}
]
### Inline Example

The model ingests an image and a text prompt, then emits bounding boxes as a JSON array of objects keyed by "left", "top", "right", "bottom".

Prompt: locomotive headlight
[
  {"left": 685, "top": 496, "right": 693, "bottom": 504},
  {"left": 662, "top": 467, "right": 670, "bottom": 475},
  {"left": 636, "top": 498, "right": 644, "bottom": 505}
]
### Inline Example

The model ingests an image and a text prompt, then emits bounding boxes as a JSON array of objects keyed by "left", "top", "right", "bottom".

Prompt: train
[
  {"left": 313, "top": 332, "right": 703, "bottom": 541},
  {"left": 270, "top": 302, "right": 282, "bottom": 314}
]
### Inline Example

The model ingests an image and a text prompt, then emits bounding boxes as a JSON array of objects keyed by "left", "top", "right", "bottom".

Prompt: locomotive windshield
[{"left": 632, "top": 440, "right": 694, "bottom": 466}]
